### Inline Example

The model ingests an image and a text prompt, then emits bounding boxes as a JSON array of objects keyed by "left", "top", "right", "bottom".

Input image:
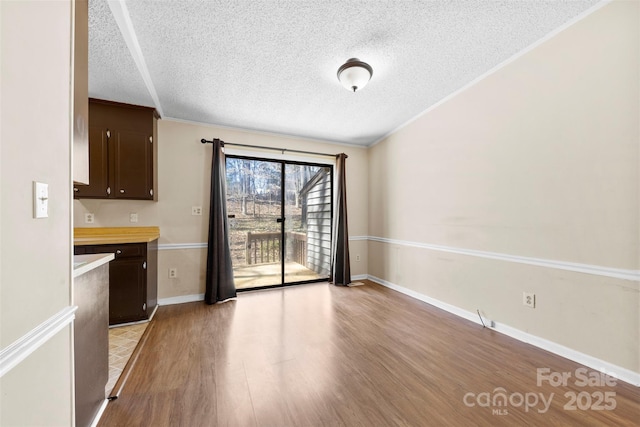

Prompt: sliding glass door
[
  {"left": 226, "top": 157, "right": 282, "bottom": 289},
  {"left": 284, "top": 163, "right": 332, "bottom": 283},
  {"left": 226, "top": 156, "right": 332, "bottom": 290}
]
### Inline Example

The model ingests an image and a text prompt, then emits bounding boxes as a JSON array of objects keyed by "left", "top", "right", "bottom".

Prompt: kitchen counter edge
[
  {"left": 73, "top": 253, "right": 115, "bottom": 278},
  {"left": 74, "top": 226, "right": 160, "bottom": 246}
]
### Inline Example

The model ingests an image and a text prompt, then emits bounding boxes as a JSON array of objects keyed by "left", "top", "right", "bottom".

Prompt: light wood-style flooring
[{"left": 99, "top": 281, "right": 639, "bottom": 426}]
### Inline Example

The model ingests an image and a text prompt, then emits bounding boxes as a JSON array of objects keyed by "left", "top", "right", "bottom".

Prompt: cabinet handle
[
  {"left": 106, "top": 187, "right": 111, "bottom": 195},
  {"left": 149, "top": 136, "right": 153, "bottom": 144},
  {"left": 73, "top": 187, "right": 78, "bottom": 192},
  {"left": 120, "top": 189, "right": 125, "bottom": 194},
  {"left": 143, "top": 261, "right": 147, "bottom": 270},
  {"left": 106, "top": 129, "right": 111, "bottom": 139},
  {"left": 116, "top": 249, "right": 122, "bottom": 255}
]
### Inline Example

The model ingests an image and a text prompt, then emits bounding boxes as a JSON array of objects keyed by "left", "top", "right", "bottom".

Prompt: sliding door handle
[{"left": 276, "top": 218, "right": 285, "bottom": 223}]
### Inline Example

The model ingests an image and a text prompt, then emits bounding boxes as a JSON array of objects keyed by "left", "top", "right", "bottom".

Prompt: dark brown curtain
[
  {"left": 330, "top": 153, "right": 351, "bottom": 286},
  {"left": 205, "top": 138, "right": 237, "bottom": 303}
]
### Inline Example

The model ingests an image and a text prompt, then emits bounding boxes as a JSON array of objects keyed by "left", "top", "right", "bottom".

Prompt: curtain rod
[{"left": 200, "top": 138, "right": 344, "bottom": 159}]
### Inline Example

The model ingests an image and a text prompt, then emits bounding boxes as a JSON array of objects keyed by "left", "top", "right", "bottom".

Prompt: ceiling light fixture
[{"left": 337, "top": 58, "right": 373, "bottom": 93}]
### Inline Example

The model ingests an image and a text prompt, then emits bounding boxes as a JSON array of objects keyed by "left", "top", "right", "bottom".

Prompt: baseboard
[
  {"left": 159, "top": 278, "right": 364, "bottom": 306},
  {"left": 492, "top": 320, "right": 640, "bottom": 387},
  {"left": 148, "top": 304, "right": 159, "bottom": 321},
  {"left": 157, "top": 277, "right": 367, "bottom": 305},
  {"left": 367, "top": 275, "right": 640, "bottom": 387},
  {"left": 158, "top": 293, "right": 205, "bottom": 305},
  {"left": 89, "top": 399, "right": 109, "bottom": 427}
]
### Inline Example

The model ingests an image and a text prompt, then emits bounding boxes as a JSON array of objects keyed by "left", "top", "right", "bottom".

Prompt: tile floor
[{"left": 106, "top": 322, "right": 148, "bottom": 397}]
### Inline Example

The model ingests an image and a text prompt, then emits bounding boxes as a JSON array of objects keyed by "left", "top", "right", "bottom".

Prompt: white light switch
[{"left": 33, "top": 181, "right": 48, "bottom": 219}]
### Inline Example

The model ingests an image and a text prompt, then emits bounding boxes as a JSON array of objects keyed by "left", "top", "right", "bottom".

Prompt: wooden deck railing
[
  {"left": 288, "top": 232, "right": 307, "bottom": 266},
  {"left": 246, "top": 231, "right": 307, "bottom": 266},
  {"left": 246, "top": 232, "right": 280, "bottom": 265}
]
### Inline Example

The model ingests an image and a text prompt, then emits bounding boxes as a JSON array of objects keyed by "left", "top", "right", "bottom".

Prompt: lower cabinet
[
  {"left": 75, "top": 240, "right": 158, "bottom": 325},
  {"left": 109, "top": 256, "right": 146, "bottom": 323},
  {"left": 74, "top": 261, "right": 109, "bottom": 427}
]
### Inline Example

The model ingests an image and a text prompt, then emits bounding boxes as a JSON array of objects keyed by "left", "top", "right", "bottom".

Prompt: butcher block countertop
[{"left": 74, "top": 226, "right": 160, "bottom": 245}]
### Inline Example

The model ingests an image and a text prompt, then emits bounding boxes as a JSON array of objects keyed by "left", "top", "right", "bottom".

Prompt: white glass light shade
[{"left": 337, "top": 58, "right": 373, "bottom": 92}]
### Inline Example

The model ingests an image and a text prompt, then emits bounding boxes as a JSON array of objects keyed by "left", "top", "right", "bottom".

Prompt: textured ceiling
[{"left": 89, "top": 0, "right": 601, "bottom": 146}]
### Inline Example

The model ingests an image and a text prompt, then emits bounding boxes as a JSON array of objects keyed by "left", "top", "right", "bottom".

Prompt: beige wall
[
  {"left": 368, "top": 0, "right": 639, "bottom": 373},
  {"left": 1, "top": 331, "right": 74, "bottom": 426},
  {"left": 1, "top": 0, "right": 74, "bottom": 425},
  {"left": 0, "top": 0, "right": 635, "bottom": 424},
  {"left": 74, "top": 120, "right": 369, "bottom": 299},
  {"left": 71, "top": 0, "right": 636, "bottom": 383}
]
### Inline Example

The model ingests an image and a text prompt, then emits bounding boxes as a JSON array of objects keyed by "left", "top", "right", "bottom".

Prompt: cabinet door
[
  {"left": 146, "top": 240, "right": 158, "bottom": 317},
  {"left": 109, "top": 258, "right": 146, "bottom": 325},
  {"left": 72, "top": 0, "right": 89, "bottom": 185},
  {"left": 111, "top": 129, "right": 153, "bottom": 200},
  {"left": 74, "top": 127, "right": 109, "bottom": 198}
]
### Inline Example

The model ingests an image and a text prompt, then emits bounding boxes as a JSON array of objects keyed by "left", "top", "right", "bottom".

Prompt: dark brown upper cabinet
[
  {"left": 74, "top": 99, "right": 159, "bottom": 200},
  {"left": 72, "top": 0, "right": 89, "bottom": 185}
]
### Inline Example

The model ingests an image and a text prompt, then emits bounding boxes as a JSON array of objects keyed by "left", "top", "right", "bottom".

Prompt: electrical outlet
[
  {"left": 356, "top": 254, "right": 361, "bottom": 262},
  {"left": 84, "top": 213, "right": 94, "bottom": 224},
  {"left": 169, "top": 268, "right": 178, "bottom": 279},
  {"left": 523, "top": 292, "right": 536, "bottom": 308},
  {"left": 192, "top": 206, "right": 202, "bottom": 216},
  {"left": 129, "top": 213, "right": 138, "bottom": 223}
]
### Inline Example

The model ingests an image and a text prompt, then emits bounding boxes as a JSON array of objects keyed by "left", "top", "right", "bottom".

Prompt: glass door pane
[
  {"left": 284, "top": 164, "right": 331, "bottom": 284},
  {"left": 226, "top": 157, "right": 282, "bottom": 289}
]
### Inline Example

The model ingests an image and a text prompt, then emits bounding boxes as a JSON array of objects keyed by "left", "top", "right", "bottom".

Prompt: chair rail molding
[
  {"left": 367, "top": 236, "right": 640, "bottom": 282},
  {"left": 158, "top": 237, "right": 368, "bottom": 251},
  {"left": 0, "top": 306, "right": 77, "bottom": 377},
  {"left": 157, "top": 237, "right": 639, "bottom": 281},
  {"left": 158, "top": 242, "right": 207, "bottom": 250}
]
